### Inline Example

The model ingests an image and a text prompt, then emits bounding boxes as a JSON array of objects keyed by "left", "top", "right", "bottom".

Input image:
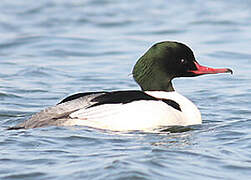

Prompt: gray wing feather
[{"left": 9, "top": 93, "right": 105, "bottom": 129}]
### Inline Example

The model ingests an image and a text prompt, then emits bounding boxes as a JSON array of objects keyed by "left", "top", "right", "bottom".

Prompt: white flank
[
  {"left": 62, "top": 91, "right": 201, "bottom": 131},
  {"left": 145, "top": 91, "right": 202, "bottom": 125}
]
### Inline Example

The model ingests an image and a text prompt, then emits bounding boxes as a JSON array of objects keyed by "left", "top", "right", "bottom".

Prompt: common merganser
[{"left": 8, "top": 41, "right": 232, "bottom": 131}]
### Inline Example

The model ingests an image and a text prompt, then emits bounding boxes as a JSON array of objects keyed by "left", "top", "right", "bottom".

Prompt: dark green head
[{"left": 132, "top": 41, "right": 232, "bottom": 92}]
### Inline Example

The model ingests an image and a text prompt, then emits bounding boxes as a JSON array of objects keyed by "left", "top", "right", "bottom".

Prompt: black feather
[
  {"left": 58, "top": 91, "right": 106, "bottom": 104},
  {"left": 160, "top": 99, "right": 181, "bottom": 111},
  {"left": 88, "top": 91, "right": 157, "bottom": 108},
  {"left": 58, "top": 90, "right": 181, "bottom": 112}
]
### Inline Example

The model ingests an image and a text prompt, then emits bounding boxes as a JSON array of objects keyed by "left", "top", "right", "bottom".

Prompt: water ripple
[{"left": 0, "top": 0, "right": 251, "bottom": 179}]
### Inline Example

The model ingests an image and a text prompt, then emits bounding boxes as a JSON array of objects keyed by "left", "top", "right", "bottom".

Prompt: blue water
[{"left": 1, "top": 0, "right": 251, "bottom": 179}]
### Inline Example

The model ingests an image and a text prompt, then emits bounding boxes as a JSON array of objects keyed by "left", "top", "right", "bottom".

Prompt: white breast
[
  {"left": 64, "top": 91, "right": 202, "bottom": 131},
  {"left": 145, "top": 91, "right": 202, "bottom": 126}
]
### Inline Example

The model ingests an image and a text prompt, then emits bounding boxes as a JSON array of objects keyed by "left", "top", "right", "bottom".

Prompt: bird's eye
[{"left": 180, "top": 59, "right": 187, "bottom": 64}]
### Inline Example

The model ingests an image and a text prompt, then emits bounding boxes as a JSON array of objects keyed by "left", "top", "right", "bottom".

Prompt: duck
[{"left": 8, "top": 41, "right": 233, "bottom": 131}]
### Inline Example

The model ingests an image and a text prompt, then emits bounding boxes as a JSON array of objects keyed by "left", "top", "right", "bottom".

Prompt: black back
[
  {"left": 58, "top": 90, "right": 181, "bottom": 111},
  {"left": 58, "top": 92, "right": 105, "bottom": 104}
]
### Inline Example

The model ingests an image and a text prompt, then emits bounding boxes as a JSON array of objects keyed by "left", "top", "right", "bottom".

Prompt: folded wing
[{"left": 8, "top": 91, "right": 160, "bottom": 129}]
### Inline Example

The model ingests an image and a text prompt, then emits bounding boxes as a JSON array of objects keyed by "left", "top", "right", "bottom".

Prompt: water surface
[{"left": 1, "top": 0, "right": 251, "bottom": 179}]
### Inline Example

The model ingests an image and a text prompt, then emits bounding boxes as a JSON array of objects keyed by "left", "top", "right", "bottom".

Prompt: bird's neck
[
  {"left": 137, "top": 75, "right": 175, "bottom": 92},
  {"left": 144, "top": 81, "right": 175, "bottom": 92},
  {"left": 132, "top": 55, "right": 175, "bottom": 92},
  {"left": 164, "top": 81, "right": 175, "bottom": 92}
]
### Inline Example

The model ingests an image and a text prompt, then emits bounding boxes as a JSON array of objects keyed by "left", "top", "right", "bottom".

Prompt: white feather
[
  {"left": 145, "top": 91, "right": 202, "bottom": 125},
  {"left": 63, "top": 91, "right": 201, "bottom": 131}
]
